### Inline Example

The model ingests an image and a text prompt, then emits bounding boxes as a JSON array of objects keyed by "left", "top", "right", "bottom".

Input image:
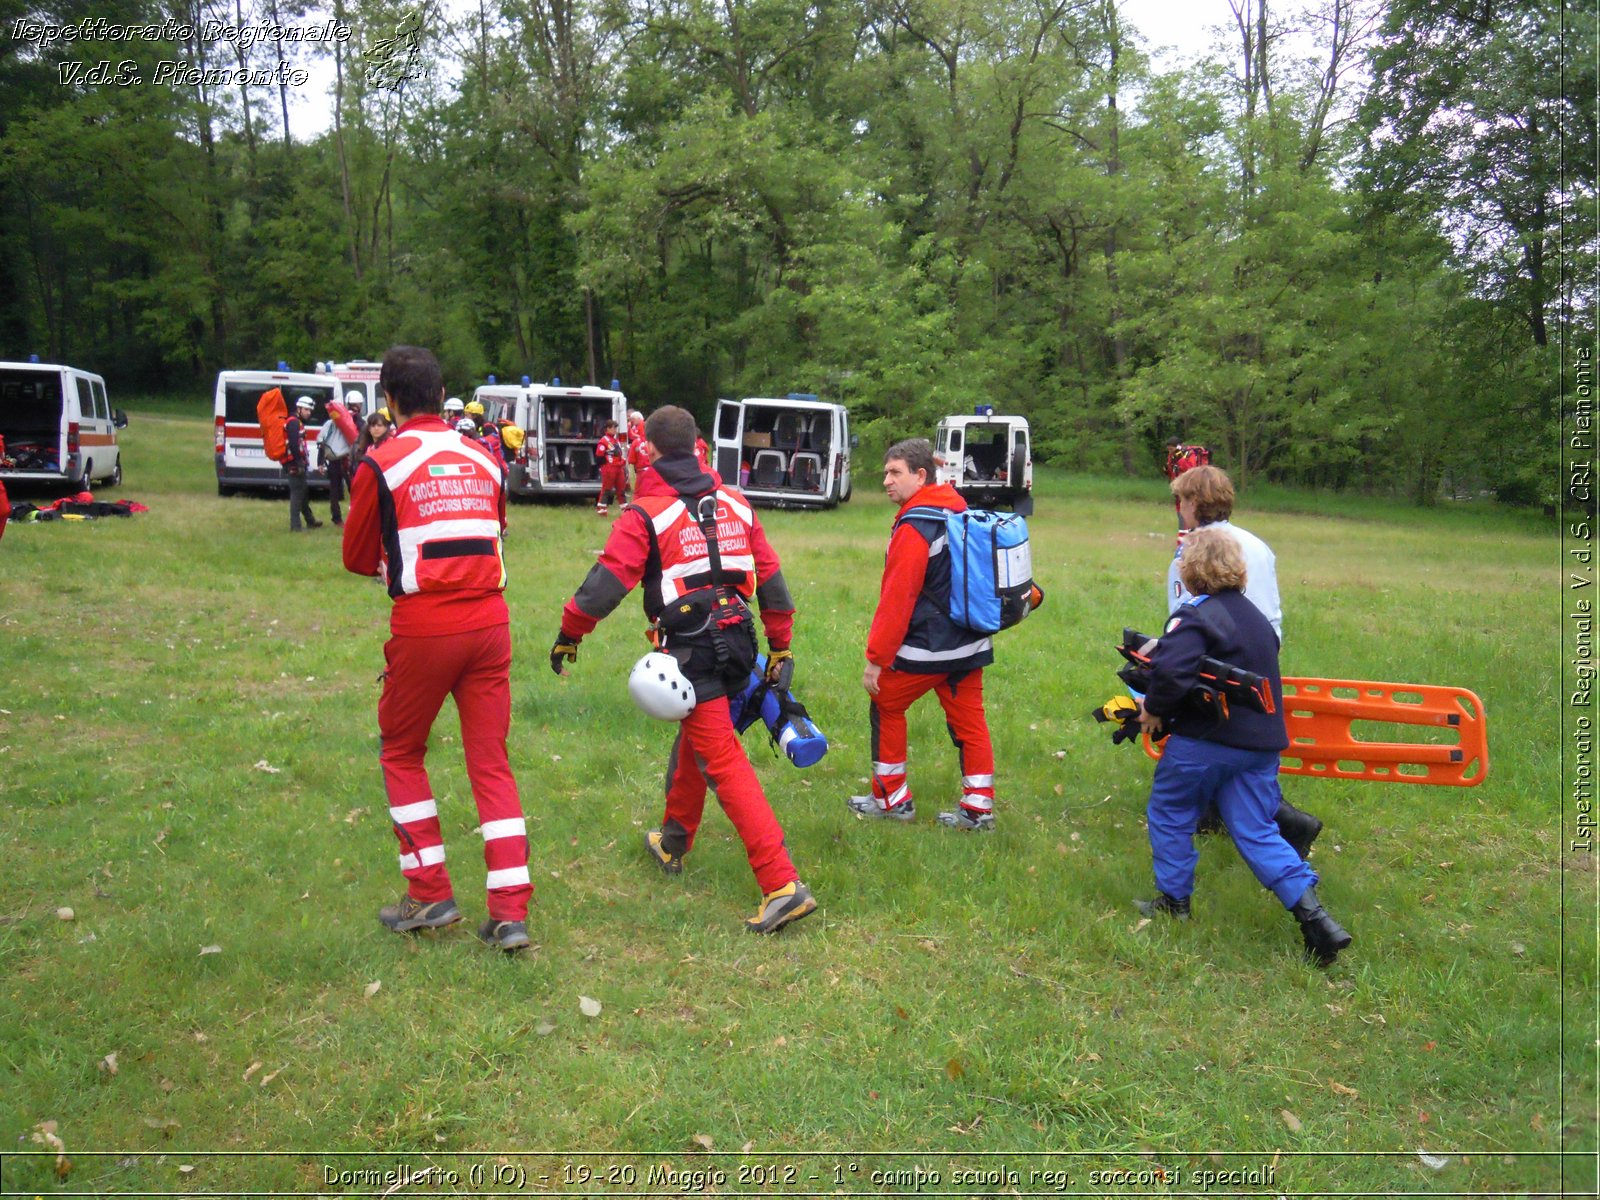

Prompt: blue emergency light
[
  {"left": 28, "top": 353, "right": 40, "bottom": 363},
  {"left": 612, "top": 379, "right": 621, "bottom": 390},
  {"left": 522, "top": 375, "right": 531, "bottom": 385},
  {"left": 487, "top": 374, "right": 497, "bottom": 385},
  {"left": 787, "top": 392, "right": 818, "bottom": 401},
  {"left": 278, "top": 361, "right": 290, "bottom": 371},
  {"left": 975, "top": 404, "right": 995, "bottom": 416},
  {"left": 551, "top": 376, "right": 561, "bottom": 386}
]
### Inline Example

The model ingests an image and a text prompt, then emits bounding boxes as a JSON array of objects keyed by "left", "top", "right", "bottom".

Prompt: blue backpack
[{"left": 899, "top": 506, "right": 1039, "bottom": 634}]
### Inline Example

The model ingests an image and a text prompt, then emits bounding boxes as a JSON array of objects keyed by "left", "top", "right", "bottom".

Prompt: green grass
[{"left": 0, "top": 405, "right": 1588, "bottom": 1195}]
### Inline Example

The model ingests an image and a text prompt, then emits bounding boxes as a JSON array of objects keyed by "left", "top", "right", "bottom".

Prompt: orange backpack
[{"left": 256, "top": 387, "right": 291, "bottom": 464}]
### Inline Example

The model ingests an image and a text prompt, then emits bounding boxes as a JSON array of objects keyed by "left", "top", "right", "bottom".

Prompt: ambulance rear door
[{"left": 713, "top": 399, "right": 744, "bottom": 486}]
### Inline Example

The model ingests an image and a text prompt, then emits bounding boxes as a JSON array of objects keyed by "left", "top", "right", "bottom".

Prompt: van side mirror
[
  {"left": 113, "top": 409, "right": 129, "bottom": 429},
  {"left": 850, "top": 434, "right": 860, "bottom": 449}
]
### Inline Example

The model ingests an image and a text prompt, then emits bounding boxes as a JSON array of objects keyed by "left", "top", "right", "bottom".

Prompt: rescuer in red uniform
[
  {"left": 342, "top": 345, "right": 533, "bottom": 953},
  {"left": 550, "top": 405, "right": 818, "bottom": 934},
  {"left": 848, "top": 437, "right": 997, "bottom": 831},
  {"left": 595, "top": 419, "right": 628, "bottom": 515}
]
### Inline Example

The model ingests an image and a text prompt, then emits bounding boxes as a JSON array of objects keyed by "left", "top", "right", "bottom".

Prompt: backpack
[
  {"left": 256, "top": 387, "right": 292, "bottom": 464},
  {"left": 899, "top": 506, "right": 1039, "bottom": 635},
  {"left": 1169, "top": 443, "right": 1212, "bottom": 477}
]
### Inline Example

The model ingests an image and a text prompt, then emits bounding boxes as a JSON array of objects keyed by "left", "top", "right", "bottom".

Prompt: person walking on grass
[
  {"left": 549, "top": 405, "right": 818, "bottom": 935},
  {"left": 284, "top": 396, "right": 324, "bottom": 532},
  {"left": 342, "top": 345, "right": 533, "bottom": 953},
  {"left": 1134, "top": 527, "right": 1352, "bottom": 967},
  {"left": 848, "top": 437, "right": 998, "bottom": 832},
  {"left": 1167, "top": 464, "right": 1320, "bottom": 858}
]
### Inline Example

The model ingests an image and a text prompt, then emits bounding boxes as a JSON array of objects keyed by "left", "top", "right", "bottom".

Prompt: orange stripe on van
[{"left": 80, "top": 432, "right": 117, "bottom": 447}]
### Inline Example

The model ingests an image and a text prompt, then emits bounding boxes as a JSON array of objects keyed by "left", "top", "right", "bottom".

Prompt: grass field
[{"left": 0, "top": 405, "right": 1590, "bottom": 1196}]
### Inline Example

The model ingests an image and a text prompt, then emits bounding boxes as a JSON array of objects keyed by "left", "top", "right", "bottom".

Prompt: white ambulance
[
  {"left": 213, "top": 367, "right": 342, "bottom": 496},
  {"left": 711, "top": 393, "right": 852, "bottom": 509},
  {"left": 0, "top": 360, "right": 125, "bottom": 490},
  {"left": 323, "top": 360, "right": 385, "bottom": 416},
  {"left": 471, "top": 377, "right": 627, "bottom": 501},
  {"left": 934, "top": 409, "right": 1033, "bottom": 516}
]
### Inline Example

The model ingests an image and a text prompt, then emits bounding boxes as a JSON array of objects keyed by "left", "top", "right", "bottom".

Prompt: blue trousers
[{"left": 1147, "top": 735, "right": 1316, "bottom": 909}]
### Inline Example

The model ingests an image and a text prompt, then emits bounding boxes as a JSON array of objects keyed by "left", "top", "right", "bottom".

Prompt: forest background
[{"left": 1, "top": 0, "right": 1594, "bottom": 503}]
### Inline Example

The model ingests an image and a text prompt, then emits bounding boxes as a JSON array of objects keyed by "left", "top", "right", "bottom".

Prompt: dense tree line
[{"left": 1, "top": 0, "right": 1592, "bottom": 501}]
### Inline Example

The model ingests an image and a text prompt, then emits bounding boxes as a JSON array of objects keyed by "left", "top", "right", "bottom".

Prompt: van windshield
[
  {"left": 0, "top": 368, "right": 64, "bottom": 437},
  {"left": 225, "top": 381, "right": 339, "bottom": 424}
]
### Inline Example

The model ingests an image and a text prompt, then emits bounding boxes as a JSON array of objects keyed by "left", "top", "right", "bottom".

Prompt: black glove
[
  {"left": 550, "top": 635, "right": 579, "bottom": 676},
  {"left": 764, "top": 648, "right": 795, "bottom": 692}
]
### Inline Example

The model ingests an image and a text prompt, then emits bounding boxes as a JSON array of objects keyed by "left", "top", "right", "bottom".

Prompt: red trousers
[
  {"left": 869, "top": 667, "right": 995, "bottom": 814},
  {"left": 661, "top": 695, "right": 796, "bottom": 894},
  {"left": 378, "top": 623, "right": 532, "bottom": 920},
  {"left": 600, "top": 463, "right": 628, "bottom": 505}
]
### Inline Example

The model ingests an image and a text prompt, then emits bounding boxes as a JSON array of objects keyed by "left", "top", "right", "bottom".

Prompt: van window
[
  {"left": 75, "top": 375, "right": 94, "bottom": 416},
  {"left": 716, "top": 404, "right": 740, "bottom": 440},
  {"left": 225, "top": 382, "right": 338, "bottom": 424},
  {"left": 92, "top": 379, "right": 109, "bottom": 421}
]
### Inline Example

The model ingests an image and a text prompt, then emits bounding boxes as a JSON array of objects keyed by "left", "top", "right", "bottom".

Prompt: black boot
[
  {"left": 1135, "top": 891, "right": 1191, "bottom": 920},
  {"left": 1275, "top": 799, "right": 1323, "bottom": 860},
  {"left": 1291, "top": 886, "right": 1352, "bottom": 967}
]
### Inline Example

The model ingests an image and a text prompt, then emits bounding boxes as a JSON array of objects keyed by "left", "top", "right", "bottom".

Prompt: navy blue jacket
[{"left": 1145, "top": 589, "right": 1288, "bottom": 752}]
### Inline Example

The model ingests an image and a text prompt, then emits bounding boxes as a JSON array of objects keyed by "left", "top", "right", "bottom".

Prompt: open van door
[
  {"left": 714, "top": 399, "right": 744, "bottom": 487},
  {"left": 832, "top": 408, "right": 852, "bottom": 503}
]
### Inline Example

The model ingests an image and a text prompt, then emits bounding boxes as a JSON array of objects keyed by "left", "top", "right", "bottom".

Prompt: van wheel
[
  {"left": 218, "top": 482, "right": 236, "bottom": 497},
  {"left": 111, "top": 459, "right": 123, "bottom": 488},
  {"left": 80, "top": 461, "right": 93, "bottom": 491}
]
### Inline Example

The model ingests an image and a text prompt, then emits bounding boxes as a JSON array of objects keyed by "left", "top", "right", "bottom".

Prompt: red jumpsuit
[
  {"left": 865, "top": 483, "right": 996, "bottom": 818},
  {"left": 596, "top": 432, "right": 627, "bottom": 512},
  {"left": 343, "top": 415, "right": 531, "bottom": 921},
  {"left": 560, "top": 452, "right": 799, "bottom": 893}
]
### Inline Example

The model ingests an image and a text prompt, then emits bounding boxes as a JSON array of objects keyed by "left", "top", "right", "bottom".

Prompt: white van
[
  {"left": 472, "top": 379, "right": 627, "bottom": 500},
  {"left": 213, "top": 368, "right": 342, "bottom": 496},
  {"left": 0, "top": 360, "right": 124, "bottom": 490},
  {"left": 324, "top": 360, "right": 384, "bottom": 416},
  {"left": 712, "top": 394, "right": 851, "bottom": 508},
  {"left": 934, "top": 410, "right": 1033, "bottom": 516}
]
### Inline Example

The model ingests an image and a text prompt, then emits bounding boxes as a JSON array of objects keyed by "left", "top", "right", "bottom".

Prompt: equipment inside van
[
  {"left": 712, "top": 394, "right": 852, "bottom": 508},
  {"left": 472, "top": 380, "right": 627, "bottom": 500},
  {"left": 0, "top": 361, "right": 125, "bottom": 491},
  {"left": 214, "top": 369, "right": 341, "bottom": 496}
]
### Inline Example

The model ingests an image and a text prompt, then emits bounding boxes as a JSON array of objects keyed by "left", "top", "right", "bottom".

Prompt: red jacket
[
  {"left": 0, "top": 478, "right": 9, "bottom": 542},
  {"left": 866, "top": 482, "right": 993, "bottom": 674},
  {"left": 561, "top": 452, "right": 794, "bottom": 648},
  {"left": 343, "top": 415, "right": 509, "bottom": 636}
]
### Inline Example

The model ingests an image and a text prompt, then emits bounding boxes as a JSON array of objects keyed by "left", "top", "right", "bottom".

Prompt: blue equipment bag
[
  {"left": 899, "top": 506, "right": 1037, "bottom": 635},
  {"left": 729, "top": 654, "right": 829, "bottom": 768}
]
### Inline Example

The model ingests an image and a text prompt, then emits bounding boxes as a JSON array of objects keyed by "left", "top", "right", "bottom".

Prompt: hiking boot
[
  {"left": 745, "top": 881, "right": 818, "bottom": 934},
  {"left": 936, "top": 807, "right": 995, "bottom": 832},
  {"left": 1291, "top": 886, "right": 1352, "bottom": 967},
  {"left": 477, "top": 918, "right": 531, "bottom": 953},
  {"left": 1276, "top": 800, "right": 1323, "bottom": 860},
  {"left": 377, "top": 895, "right": 462, "bottom": 933},
  {"left": 1134, "top": 891, "right": 1192, "bottom": 920},
  {"left": 307, "top": 518, "right": 325, "bottom": 529},
  {"left": 644, "top": 828, "right": 684, "bottom": 876},
  {"left": 846, "top": 794, "right": 916, "bottom": 821}
]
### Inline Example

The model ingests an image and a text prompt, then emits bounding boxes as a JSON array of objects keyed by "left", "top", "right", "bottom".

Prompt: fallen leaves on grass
[
  {"left": 534, "top": 1021, "right": 556, "bottom": 1036},
  {"left": 363, "top": 981, "right": 381, "bottom": 999},
  {"left": 97, "top": 1052, "right": 118, "bottom": 1076},
  {"left": 57, "top": 907, "right": 75, "bottom": 921},
  {"left": 1329, "top": 1081, "right": 1359, "bottom": 1098},
  {"left": 690, "top": 1134, "right": 714, "bottom": 1151},
  {"left": 944, "top": 1058, "right": 965, "bottom": 1081},
  {"left": 251, "top": 760, "right": 281, "bottom": 773},
  {"left": 1280, "top": 1109, "right": 1303, "bottom": 1133},
  {"left": 242, "top": 1061, "right": 262, "bottom": 1082},
  {"left": 579, "top": 995, "right": 602, "bottom": 1018},
  {"left": 1417, "top": 1151, "right": 1449, "bottom": 1170},
  {"left": 259, "top": 1066, "right": 283, "bottom": 1087},
  {"left": 31, "top": 1121, "right": 69, "bottom": 1179},
  {"left": 143, "top": 1117, "right": 180, "bottom": 1137},
  {"left": 198, "top": 944, "right": 222, "bottom": 956}
]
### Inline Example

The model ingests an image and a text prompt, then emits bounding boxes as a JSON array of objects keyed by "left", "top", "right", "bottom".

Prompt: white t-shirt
[{"left": 1167, "top": 519, "right": 1283, "bottom": 641}]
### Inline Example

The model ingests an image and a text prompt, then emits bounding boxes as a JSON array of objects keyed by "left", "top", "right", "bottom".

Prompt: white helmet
[
  {"left": 443, "top": 396, "right": 465, "bottom": 414},
  {"left": 456, "top": 417, "right": 478, "bottom": 434},
  {"left": 295, "top": 395, "right": 315, "bottom": 411},
  {"left": 345, "top": 391, "right": 364, "bottom": 407},
  {"left": 628, "top": 652, "right": 696, "bottom": 721}
]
